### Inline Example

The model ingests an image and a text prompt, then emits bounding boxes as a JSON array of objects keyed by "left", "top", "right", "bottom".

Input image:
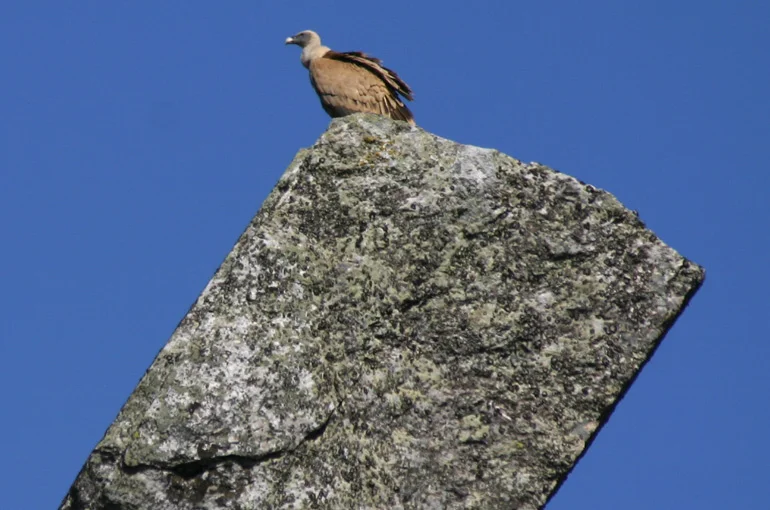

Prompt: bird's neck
[{"left": 301, "top": 44, "right": 330, "bottom": 68}]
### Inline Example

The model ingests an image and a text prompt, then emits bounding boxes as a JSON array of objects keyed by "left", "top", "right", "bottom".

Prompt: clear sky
[{"left": 1, "top": 2, "right": 767, "bottom": 508}]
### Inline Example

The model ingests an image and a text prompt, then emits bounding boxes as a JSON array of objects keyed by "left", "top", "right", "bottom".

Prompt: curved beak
[{"left": 284, "top": 37, "right": 295, "bottom": 45}]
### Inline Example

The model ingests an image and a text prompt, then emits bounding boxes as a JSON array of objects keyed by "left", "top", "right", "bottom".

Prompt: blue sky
[{"left": 1, "top": 1, "right": 767, "bottom": 508}]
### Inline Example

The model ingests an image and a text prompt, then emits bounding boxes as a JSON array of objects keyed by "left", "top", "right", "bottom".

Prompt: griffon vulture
[{"left": 285, "top": 30, "right": 415, "bottom": 125}]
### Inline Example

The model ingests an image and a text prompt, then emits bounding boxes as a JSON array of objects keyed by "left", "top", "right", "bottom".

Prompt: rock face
[{"left": 61, "top": 114, "right": 704, "bottom": 510}]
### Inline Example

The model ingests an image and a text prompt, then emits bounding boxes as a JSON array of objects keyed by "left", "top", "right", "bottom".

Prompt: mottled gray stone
[{"left": 61, "top": 114, "right": 704, "bottom": 510}]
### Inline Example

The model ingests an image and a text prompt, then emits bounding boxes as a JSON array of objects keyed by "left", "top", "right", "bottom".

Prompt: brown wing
[
  {"left": 328, "top": 51, "right": 414, "bottom": 101},
  {"left": 308, "top": 52, "right": 415, "bottom": 125}
]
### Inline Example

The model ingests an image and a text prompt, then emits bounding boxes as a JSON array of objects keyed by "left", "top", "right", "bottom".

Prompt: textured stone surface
[{"left": 61, "top": 114, "right": 704, "bottom": 509}]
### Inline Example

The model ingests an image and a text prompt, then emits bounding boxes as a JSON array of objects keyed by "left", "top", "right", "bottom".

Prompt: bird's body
[{"left": 285, "top": 31, "right": 415, "bottom": 125}]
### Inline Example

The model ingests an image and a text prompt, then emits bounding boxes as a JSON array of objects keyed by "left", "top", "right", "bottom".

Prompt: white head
[
  {"left": 284, "top": 30, "right": 321, "bottom": 48},
  {"left": 285, "top": 30, "right": 328, "bottom": 68}
]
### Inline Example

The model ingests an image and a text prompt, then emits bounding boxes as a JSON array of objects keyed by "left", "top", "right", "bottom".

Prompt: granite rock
[{"left": 61, "top": 114, "right": 704, "bottom": 510}]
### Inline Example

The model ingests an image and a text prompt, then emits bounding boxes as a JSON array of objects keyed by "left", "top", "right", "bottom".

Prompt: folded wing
[{"left": 309, "top": 51, "right": 415, "bottom": 125}]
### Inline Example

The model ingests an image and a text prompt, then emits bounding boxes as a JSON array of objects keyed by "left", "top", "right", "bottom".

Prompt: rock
[{"left": 60, "top": 114, "right": 704, "bottom": 509}]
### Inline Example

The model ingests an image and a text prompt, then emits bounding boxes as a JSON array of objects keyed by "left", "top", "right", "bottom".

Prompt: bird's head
[{"left": 285, "top": 30, "right": 320, "bottom": 48}]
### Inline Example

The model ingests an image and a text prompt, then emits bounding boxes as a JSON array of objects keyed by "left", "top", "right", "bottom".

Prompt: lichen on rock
[{"left": 61, "top": 114, "right": 704, "bottom": 510}]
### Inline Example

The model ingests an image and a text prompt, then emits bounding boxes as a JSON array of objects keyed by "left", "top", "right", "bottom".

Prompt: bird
[{"left": 285, "top": 30, "right": 415, "bottom": 125}]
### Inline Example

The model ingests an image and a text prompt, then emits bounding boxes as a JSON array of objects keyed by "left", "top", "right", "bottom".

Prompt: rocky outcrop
[{"left": 61, "top": 114, "right": 704, "bottom": 509}]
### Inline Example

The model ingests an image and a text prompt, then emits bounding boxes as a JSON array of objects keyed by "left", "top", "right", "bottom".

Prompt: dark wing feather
[
  {"left": 310, "top": 50, "right": 415, "bottom": 125},
  {"left": 324, "top": 50, "right": 414, "bottom": 101}
]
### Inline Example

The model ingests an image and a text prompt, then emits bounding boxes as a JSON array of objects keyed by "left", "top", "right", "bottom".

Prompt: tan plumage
[{"left": 285, "top": 30, "right": 415, "bottom": 125}]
